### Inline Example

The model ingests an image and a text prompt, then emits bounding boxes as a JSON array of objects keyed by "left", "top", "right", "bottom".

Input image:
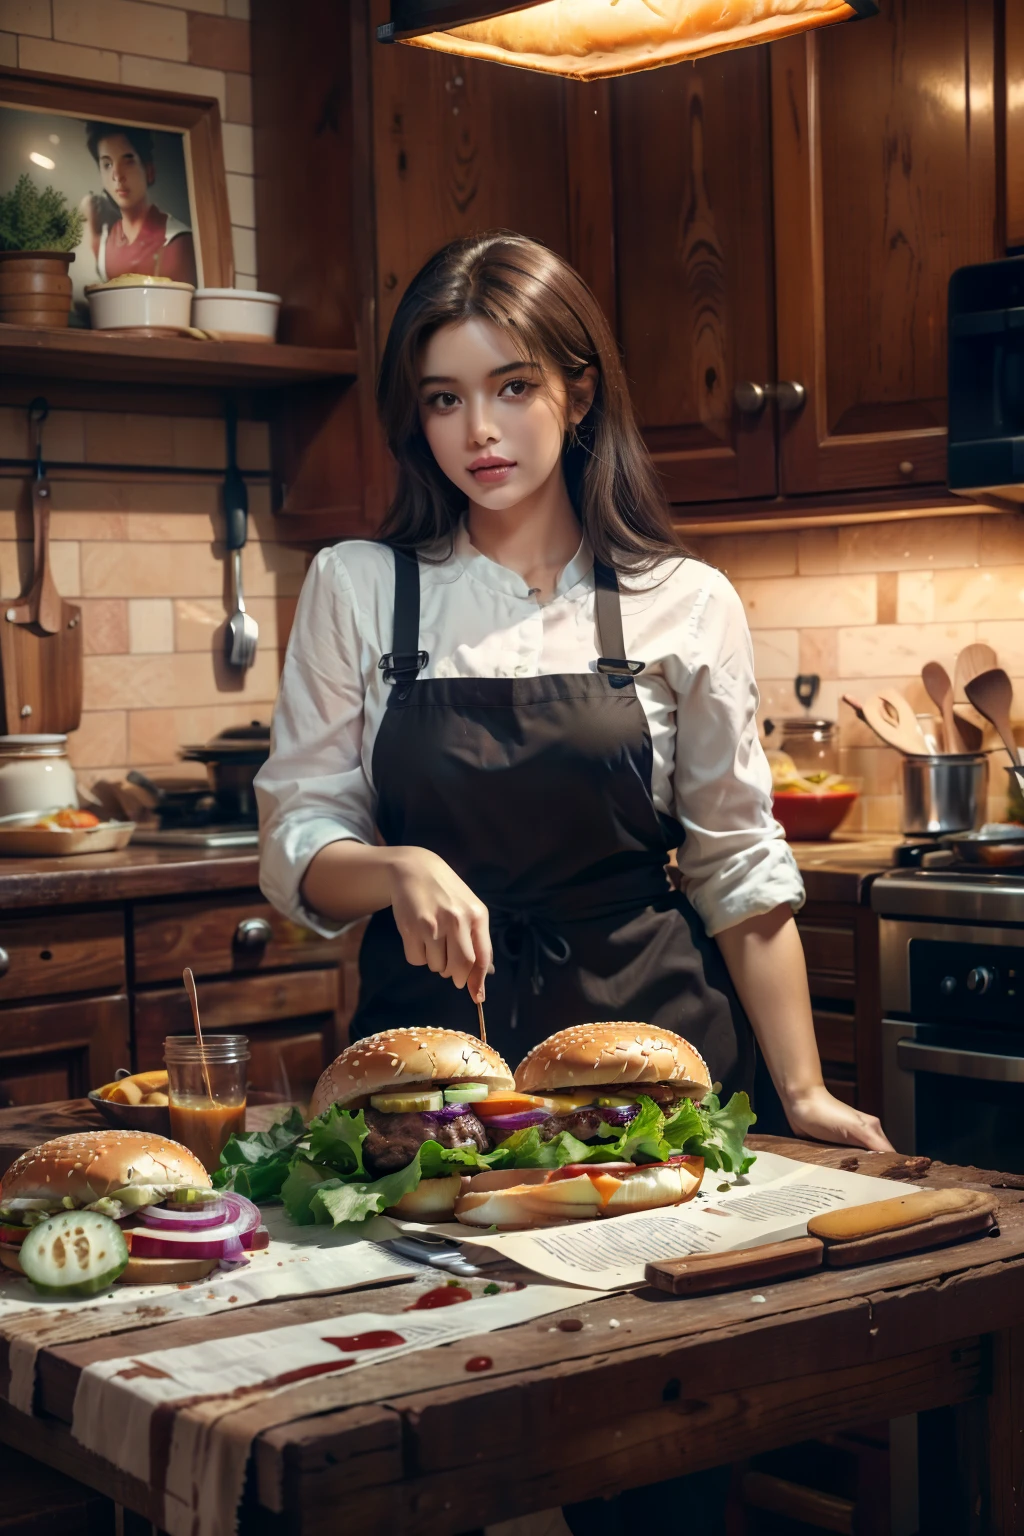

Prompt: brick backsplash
[
  {"left": 3, "top": 0, "right": 256, "bottom": 284},
  {"left": 685, "top": 513, "right": 1024, "bottom": 833}
]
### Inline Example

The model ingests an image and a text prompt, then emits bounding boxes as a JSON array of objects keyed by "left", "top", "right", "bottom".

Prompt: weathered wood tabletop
[{"left": 0, "top": 1103, "right": 1022, "bottom": 1535}]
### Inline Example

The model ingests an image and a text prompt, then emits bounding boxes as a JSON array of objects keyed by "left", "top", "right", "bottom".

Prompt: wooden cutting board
[{"left": 0, "top": 475, "right": 83, "bottom": 734}]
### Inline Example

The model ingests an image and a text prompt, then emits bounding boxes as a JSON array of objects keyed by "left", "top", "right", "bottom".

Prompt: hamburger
[
  {"left": 454, "top": 1023, "right": 756, "bottom": 1229},
  {"left": 0, "top": 1130, "right": 264, "bottom": 1295},
  {"left": 232, "top": 1029, "right": 516, "bottom": 1225}
]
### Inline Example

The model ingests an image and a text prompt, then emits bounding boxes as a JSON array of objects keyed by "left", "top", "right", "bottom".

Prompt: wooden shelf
[{"left": 0, "top": 324, "right": 358, "bottom": 391}]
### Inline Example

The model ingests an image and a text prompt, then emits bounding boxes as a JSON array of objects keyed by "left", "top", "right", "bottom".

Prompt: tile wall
[
  {"left": 0, "top": 0, "right": 257, "bottom": 290},
  {"left": 684, "top": 513, "right": 1024, "bottom": 831}
]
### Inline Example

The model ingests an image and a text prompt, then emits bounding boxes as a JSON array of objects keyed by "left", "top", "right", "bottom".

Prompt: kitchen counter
[
  {"left": 790, "top": 834, "right": 901, "bottom": 904},
  {"left": 0, "top": 844, "right": 260, "bottom": 909}
]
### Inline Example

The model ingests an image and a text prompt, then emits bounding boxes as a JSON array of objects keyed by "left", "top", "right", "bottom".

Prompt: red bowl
[{"left": 772, "top": 789, "right": 859, "bottom": 842}]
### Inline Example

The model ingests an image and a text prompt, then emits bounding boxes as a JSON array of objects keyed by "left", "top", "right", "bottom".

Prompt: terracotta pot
[{"left": 0, "top": 250, "right": 74, "bottom": 328}]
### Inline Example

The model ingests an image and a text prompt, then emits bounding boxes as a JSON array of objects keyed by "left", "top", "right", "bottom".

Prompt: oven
[{"left": 874, "top": 870, "right": 1024, "bottom": 1169}]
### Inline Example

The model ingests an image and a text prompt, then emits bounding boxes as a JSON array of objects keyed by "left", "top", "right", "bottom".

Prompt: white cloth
[{"left": 256, "top": 528, "right": 804, "bottom": 938}]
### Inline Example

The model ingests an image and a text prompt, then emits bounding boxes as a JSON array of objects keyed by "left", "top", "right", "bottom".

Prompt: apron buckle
[
  {"left": 379, "top": 649, "right": 429, "bottom": 683},
  {"left": 597, "top": 656, "right": 645, "bottom": 677}
]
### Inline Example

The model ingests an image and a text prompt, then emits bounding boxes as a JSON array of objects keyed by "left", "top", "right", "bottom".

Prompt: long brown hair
[{"left": 376, "top": 232, "right": 682, "bottom": 573}]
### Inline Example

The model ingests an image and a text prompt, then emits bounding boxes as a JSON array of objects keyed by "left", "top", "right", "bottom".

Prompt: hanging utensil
[
  {"left": 921, "top": 662, "right": 965, "bottom": 753},
  {"left": 223, "top": 399, "right": 258, "bottom": 671},
  {"left": 795, "top": 674, "right": 820, "bottom": 713},
  {"left": 851, "top": 689, "right": 930, "bottom": 756},
  {"left": 0, "top": 399, "right": 83, "bottom": 735},
  {"left": 964, "top": 669, "right": 1021, "bottom": 766}
]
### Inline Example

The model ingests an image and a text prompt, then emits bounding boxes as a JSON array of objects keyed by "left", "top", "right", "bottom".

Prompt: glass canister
[
  {"left": 0, "top": 735, "right": 78, "bottom": 819},
  {"left": 165, "top": 1034, "right": 250, "bottom": 1173},
  {"left": 763, "top": 718, "right": 841, "bottom": 778}
]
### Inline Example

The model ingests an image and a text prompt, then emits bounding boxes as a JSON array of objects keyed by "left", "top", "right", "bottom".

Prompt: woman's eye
[
  {"left": 426, "top": 391, "right": 459, "bottom": 410},
  {"left": 500, "top": 378, "right": 532, "bottom": 398}
]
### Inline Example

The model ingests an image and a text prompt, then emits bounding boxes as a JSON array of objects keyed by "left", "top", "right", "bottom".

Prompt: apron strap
[
  {"left": 379, "top": 548, "right": 429, "bottom": 684},
  {"left": 594, "top": 561, "right": 645, "bottom": 677}
]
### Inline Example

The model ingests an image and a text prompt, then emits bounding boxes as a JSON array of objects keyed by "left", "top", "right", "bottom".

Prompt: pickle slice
[
  {"left": 443, "top": 1083, "right": 488, "bottom": 1104},
  {"left": 370, "top": 1091, "right": 444, "bottom": 1113}
]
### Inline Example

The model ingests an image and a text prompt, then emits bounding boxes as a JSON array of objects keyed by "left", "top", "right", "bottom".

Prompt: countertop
[
  {"left": 790, "top": 835, "right": 902, "bottom": 905},
  {"left": 0, "top": 844, "right": 260, "bottom": 909}
]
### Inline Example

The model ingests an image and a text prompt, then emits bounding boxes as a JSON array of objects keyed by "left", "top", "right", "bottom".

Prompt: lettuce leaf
[
  {"left": 213, "top": 1107, "right": 306, "bottom": 1200},
  {"left": 305, "top": 1138, "right": 498, "bottom": 1228},
  {"left": 683, "top": 1091, "right": 757, "bottom": 1174},
  {"left": 308, "top": 1105, "right": 369, "bottom": 1178}
]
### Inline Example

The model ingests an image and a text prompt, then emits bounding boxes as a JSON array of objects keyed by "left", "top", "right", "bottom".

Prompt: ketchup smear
[
  {"left": 406, "top": 1285, "right": 473, "bottom": 1311},
  {"left": 323, "top": 1330, "right": 405, "bottom": 1352},
  {"left": 465, "top": 1355, "right": 493, "bottom": 1372}
]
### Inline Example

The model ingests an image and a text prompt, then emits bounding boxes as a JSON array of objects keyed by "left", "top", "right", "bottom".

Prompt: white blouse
[{"left": 256, "top": 527, "right": 804, "bottom": 938}]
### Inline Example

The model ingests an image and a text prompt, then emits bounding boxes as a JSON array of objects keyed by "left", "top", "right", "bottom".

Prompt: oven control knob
[
  {"left": 940, "top": 976, "right": 957, "bottom": 996},
  {"left": 967, "top": 966, "right": 997, "bottom": 995}
]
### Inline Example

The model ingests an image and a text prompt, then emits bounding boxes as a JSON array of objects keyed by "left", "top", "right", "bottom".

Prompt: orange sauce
[{"left": 168, "top": 1097, "right": 246, "bottom": 1172}]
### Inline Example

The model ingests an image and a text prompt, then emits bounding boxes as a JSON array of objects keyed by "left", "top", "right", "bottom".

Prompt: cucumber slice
[
  {"left": 443, "top": 1083, "right": 489, "bottom": 1104},
  {"left": 19, "top": 1211, "right": 129, "bottom": 1297},
  {"left": 370, "top": 1091, "right": 444, "bottom": 1113}
]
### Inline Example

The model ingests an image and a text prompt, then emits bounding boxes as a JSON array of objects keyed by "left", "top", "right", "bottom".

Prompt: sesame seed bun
[
  {"left": 310, "top": 1028, "right": 515, "bottom": 1117},
  {"left": 1, "top": 1130, "right": 211, "bottom": 1206},
  {"left": 515, "top": 1023, "right": 711, "bottom": 1096}
]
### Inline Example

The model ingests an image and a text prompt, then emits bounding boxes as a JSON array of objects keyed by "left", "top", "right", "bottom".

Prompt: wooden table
[{"left": 0, "top": 1107, "right": 1022, "bottom": 1535}]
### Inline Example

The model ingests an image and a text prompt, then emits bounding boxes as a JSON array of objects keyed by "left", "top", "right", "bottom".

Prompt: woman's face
[
  {"left": 417, "top": 317, "right": 586, "bottom": 511},
  {"left": 97, "top": 134, "right": 152, "bottom": 212}
]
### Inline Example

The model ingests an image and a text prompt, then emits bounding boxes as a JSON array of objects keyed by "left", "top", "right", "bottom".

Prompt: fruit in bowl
[{"left": 768, "top": 752, "right": 861, "bottom": 841}]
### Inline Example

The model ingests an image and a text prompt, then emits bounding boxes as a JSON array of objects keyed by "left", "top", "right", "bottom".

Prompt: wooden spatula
[
  {"left": 0, "top": 407, "right": 83, "bottom": 734},
  {"left": 859, "top": 689, "right": 930, "bottom": 755},
  {"left": 965, "top": 669, "right": 1021, "bottom": 766}
]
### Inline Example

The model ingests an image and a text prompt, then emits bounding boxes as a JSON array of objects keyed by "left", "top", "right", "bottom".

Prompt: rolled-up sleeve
[
  {"left": 255, "top": 548, "right": 376, "bottom": 936},
  {"left": 668, "top": 572, "right": 804, "bottom": 936}
]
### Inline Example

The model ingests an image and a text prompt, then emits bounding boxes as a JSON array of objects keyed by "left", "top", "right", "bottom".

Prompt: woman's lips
[{"left": 469, "top": 460, "right": 515, "bottom": 485}]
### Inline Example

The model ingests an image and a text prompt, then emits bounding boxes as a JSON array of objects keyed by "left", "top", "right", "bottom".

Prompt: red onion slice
[
  {"left": 216, "top": 1191, "right": 261, "bottom": 1238},
  {"left": 129, "top": 1222, "right": 248, "bottom": 1260},
  {"left": 217, "top": 1232, "right": 250, "bottom": 1270},
  {"left": 420, "top": 1105, "right": 476, "bottom": 1124},
  {"left": 141, "top": 1199, "right": 227, "bottom": 1231},
  {"left": 486, "top": 1110, "right": 552, "bottom": 1134}
]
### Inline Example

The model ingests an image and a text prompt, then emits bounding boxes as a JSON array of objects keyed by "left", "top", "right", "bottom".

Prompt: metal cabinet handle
[
  {"left": 896, "top": 1037, "right": 1024, "bottom": 1083},
  {"left": 234, "top": 917, "right": 272, "bottom": 950},
  {"left": 0, "top": 946, "right": 8, "bottom": 976},
  {"left": 734, "top": 381, "right": 807, "bottom": 414}
]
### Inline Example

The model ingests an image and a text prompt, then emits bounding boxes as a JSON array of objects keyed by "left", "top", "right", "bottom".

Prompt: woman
[
  {"left": 257, "top": 231, "right": 891, "bottom": 1154},
  {"left": 80, "top": 122, "right": 197, "bottom": 286}
]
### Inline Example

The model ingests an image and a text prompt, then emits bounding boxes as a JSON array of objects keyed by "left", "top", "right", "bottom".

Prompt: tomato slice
[
  {"left": 474, "top": 1091, "right": 550, "bottom": 1119},
  {"left": 0, "top": 1223, "right": 27, "bottom": 1246}
]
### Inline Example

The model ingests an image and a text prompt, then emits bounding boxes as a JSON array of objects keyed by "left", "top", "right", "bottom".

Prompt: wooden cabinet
[
  {"left": 797, "top": 902, "right": 882, "bottom": 1115},
  {"left": 0, "top": 996, "right": 130, "bottom": 1109},
  {"left": 609, "top": 51, "right": 777, "bottom": 504},
  {"left": 771, "top": 1, "right": 1001, "bottom": 496},
  {"left": 0, "top": 911, "right": 124, "bottom": 1003}
]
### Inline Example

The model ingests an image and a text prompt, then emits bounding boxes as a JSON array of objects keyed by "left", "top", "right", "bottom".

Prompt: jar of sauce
[
  {"left": 164, "top": 1033, "right": 249, "bottom": 1172},
  {"left": 0, "top": 735, "right": 78, "bottom": 819}
]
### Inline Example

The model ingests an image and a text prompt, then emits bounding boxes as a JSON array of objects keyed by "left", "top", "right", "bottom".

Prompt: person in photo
[{"left": 80, "top": 121, "right": 197, "bottom": 285}]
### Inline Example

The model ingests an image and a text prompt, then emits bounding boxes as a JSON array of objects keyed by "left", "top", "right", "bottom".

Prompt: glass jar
[
  {"left": 763, "top": 717, "right": 841, "bottom": 778},
  {"left": 0, "top": 735, "right": 78, "bottom": 819},
  {"left": 165, "top": 1034, "right": 250, "bottom": 1173}
]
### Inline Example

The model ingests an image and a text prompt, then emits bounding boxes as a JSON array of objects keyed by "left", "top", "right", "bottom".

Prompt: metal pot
[
  {"left": 180, "top": 721, "right": 269, "bottom": 821},
  {"left": 901, "top": 754, "right": 988, "bottom": 836}
]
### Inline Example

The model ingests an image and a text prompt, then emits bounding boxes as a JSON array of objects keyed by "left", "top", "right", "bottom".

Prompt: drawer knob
[
  {"left": 0, "top": 946, "right": 8, "bottom": 976},
  {"left": 235, "top": 917, "right": 272, "bottom": 951}
]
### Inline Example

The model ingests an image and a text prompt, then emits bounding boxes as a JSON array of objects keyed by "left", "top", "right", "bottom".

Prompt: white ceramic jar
[
  {"left": 191, "top": 289, "right": 281, "bottom": 341},
  {"left": 86, "top": 277, "right": 195, "bottom": 332},
  {"left": 0, "top": 735, "right": 78, "bottom": 819}
]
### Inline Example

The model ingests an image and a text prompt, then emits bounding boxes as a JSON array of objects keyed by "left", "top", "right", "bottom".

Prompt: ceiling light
[
  {"left": 377, "top": 0, "right": 878, "bottom": 78},
  {"left": 29, "top": 151, "right": 56, "bottom": 170}
]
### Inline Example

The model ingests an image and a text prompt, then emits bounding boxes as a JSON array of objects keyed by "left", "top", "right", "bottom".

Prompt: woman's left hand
[{"left": 782, "top": 1083, "right": 894, "bottom": 1152}]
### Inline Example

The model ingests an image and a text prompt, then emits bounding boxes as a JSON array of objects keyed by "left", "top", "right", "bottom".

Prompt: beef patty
[
  {"left": 362, "top": 1108, "right": 490, "bottom": 1175},
  {"left": 539, "top": 1085, "right": 701, "bottom": 1144}
]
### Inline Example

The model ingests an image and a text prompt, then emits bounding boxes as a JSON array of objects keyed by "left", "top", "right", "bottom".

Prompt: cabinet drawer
[
  {"left": 0, "top": 911, "right": 125, "bottom": 1003},
  {"left": 132, "top": 894, "right": 345, "bottom": 984},
  {"left": 0, "top": 994, "right": 130, "bottom": 1107},
  {"left": 797, "top": 920, "right": 856, "bottom": 1000},
  {"left": 813, "top": 1009, "right": 856, "bottom": 1067}
]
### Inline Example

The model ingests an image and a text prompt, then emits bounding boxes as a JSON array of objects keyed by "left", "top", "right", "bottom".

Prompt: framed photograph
[{"left": 0, "top": 66, "right": 233, "bottom": 326}]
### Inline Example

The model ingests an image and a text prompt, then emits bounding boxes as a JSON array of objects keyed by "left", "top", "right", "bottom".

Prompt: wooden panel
[
  {"left": 797, "top": 919, "right": 856, "bottom": 983},
  {"left": 134, "top": 969, "right": 340, "bottom": 1100},
  {"left": 564, "top": 79, "right": 616, "bottom": 324},
  {"left": 611, "top": 50, "right": 776, "bottom": 505},
  {"left": 371, "top": 0, "right": 570, "bottom": 350},
  {"left": 132, "top": 894, "right": 346, "bottom": 984},
  {"left": 1008, "top": 0, "right": 1024, "bottom": 249},
  {"left": 813, "top": 1008, "right": 856, "bottom": 1068},
  {"left": 0, "top": 995, "right": 130, "bottom": 1108},
  {"left": 0, "top": 911, "right": 123, "bottom": 1003},
  {"left": 772, "top": 3, "right": 1001, "bottom": 495}
]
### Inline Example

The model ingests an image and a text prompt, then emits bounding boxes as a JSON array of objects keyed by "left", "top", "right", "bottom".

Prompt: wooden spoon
[
  {"left": 860, "top": 689, "right": 931, "bottom": 756},
  {"left": 965, "top": 669, "right": 1021, "bottom": 766},
  {"left": 182, "top": 966, "right": 215, "bottom": 1101},
  {"left": 922, "top": 662, "right": 964, "bottom": 753},
  {"left": 954, "top": 642, "right": 997, "bottom": 700}
]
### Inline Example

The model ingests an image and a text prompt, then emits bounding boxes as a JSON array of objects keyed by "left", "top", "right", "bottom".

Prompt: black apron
[{"left": 348, "top": 548, "right": 753, "bottom": 1099}]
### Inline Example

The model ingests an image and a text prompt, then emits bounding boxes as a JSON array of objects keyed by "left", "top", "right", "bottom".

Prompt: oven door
[{"left": 883, "top": 1019, "right": 1024, "bottom": 1172}]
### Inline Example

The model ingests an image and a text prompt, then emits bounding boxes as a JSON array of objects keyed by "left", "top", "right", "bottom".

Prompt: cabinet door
[
  {"left": 0, "top": 995, "right": 130, "bottom": 1108},
  {"left": 372, "top": 0, "right": 571, "bottom": 349},
  {"left": 611, "top": 51, "right": 776, "bottom": 504},
  {"left": 771, "top": 3, "right": 1001, "bottom": 495}
]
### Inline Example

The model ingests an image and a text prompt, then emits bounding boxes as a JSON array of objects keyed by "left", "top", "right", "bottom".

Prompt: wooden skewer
[
  {"left": 476, "top": 998, "right": 488, "bottom": 1046},
  {"left": 182, "top": 966, "right": 215, "bottom": 1100}
]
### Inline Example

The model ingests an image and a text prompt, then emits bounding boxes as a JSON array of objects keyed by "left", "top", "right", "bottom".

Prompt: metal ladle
[{"left": 223, "top": 400, "right": 258, "bottom": 670}]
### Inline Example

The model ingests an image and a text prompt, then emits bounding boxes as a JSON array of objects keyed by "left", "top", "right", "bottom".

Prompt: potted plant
[{"left": 0, "top": 174, "right": 84, "bottom": 328}]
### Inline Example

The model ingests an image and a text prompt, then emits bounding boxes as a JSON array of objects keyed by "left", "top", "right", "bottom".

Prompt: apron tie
[{"left": 493, "top": 910, "right": 571, "bottom": 1030}]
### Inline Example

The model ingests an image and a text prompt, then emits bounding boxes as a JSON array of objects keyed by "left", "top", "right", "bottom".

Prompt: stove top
[{"left": 872, "top": 866, "right": 1024, "bottom": 926}]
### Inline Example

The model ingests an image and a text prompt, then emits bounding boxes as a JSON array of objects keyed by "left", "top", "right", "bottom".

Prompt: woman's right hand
[{"left": 387, "top": 847, "right": 492, "bottom": 1002}]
